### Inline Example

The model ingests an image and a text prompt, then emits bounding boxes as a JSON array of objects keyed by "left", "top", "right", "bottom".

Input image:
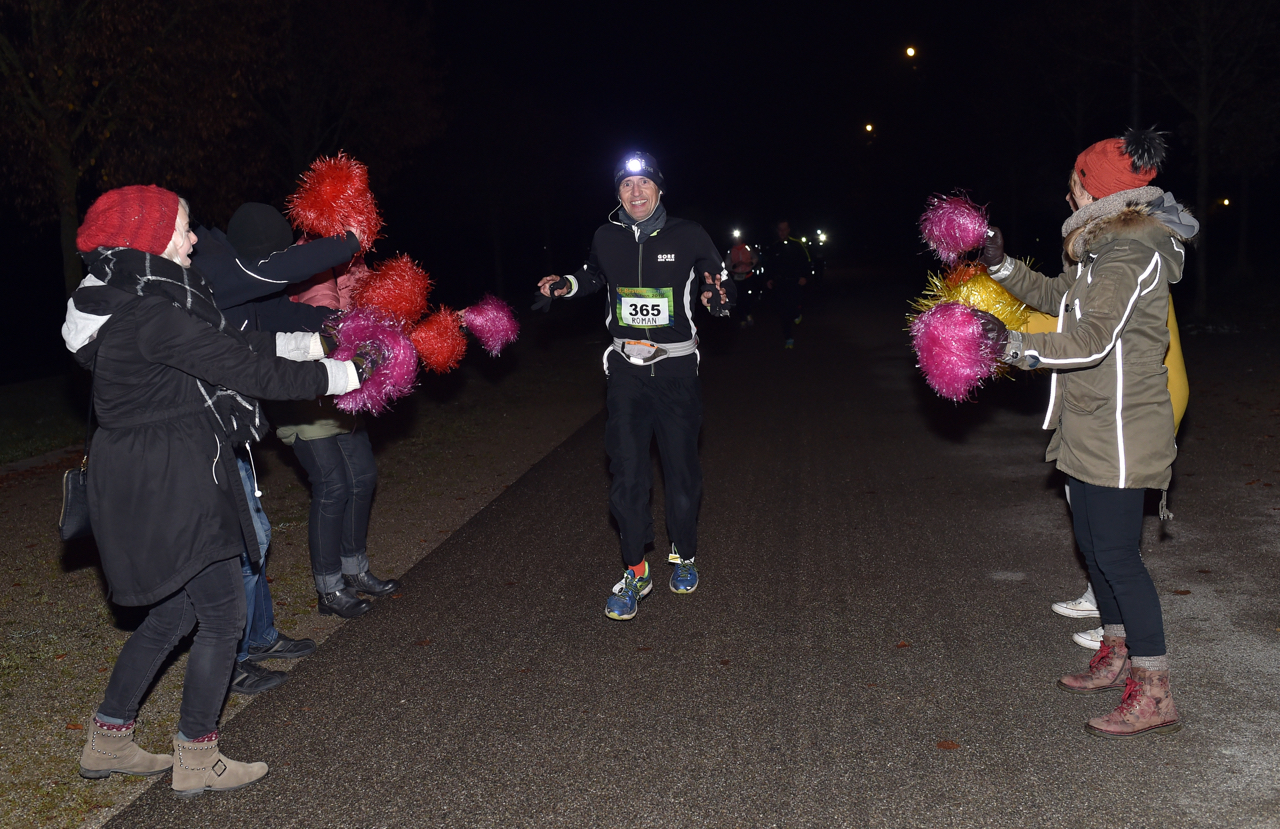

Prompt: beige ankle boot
[
  {"left": 171, "top": 733, "right": 268, "bottom": 798},
  {"left": 79, "top": 719, "right": 173, "bottom": 779},
  {"left": 1057, "top": 635, "right": 1130, "bottom": 694}
]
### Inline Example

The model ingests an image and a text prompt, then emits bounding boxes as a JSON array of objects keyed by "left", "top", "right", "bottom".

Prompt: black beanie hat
[
  {"left": 227, "top": 203, "right": 294, "bottom": 263},
  {"left": 613, "top": 152, "right": 665, "bottom": 192}
]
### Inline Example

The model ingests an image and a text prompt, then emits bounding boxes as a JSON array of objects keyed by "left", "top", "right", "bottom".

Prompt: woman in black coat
[{"left": 65, "top": 185, "right": 363, "bottom": 797}]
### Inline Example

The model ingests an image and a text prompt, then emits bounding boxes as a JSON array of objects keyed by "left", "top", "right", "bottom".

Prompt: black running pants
[{"left": 605, "top": 370, "right": 703, "bottom": 567}]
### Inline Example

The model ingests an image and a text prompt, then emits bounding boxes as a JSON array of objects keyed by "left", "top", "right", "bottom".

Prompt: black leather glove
[
  {"left": 532, "top": 277, "right": 570, "bottom": 312},
  {"left": 979, "top": 226, "right": 1005, "bottom": 269},
  {"left": 351, "top": 345, "right": 381, "bottom": 383},
  {"left": 972, "top": 309, "right": 1008, "bottom": 351}
]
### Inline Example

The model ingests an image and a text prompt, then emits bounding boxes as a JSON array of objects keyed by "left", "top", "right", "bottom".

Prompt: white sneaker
[
  {"left": 1072, "top": 627, "right": 1103, "bottom": 650},
  {"left": 1051, "top": 591, "right": 1100, "bottom": 619}
]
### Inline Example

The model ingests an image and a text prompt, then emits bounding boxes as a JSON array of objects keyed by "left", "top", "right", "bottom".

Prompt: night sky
[
  {"left": 7, "top": 0, "right": 1266, "bottom": 380},
  {"left": 385, "top": 0, "right": 1066, "bottom": 295}
]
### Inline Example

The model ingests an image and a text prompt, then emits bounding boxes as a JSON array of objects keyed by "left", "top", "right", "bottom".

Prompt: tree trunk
[{"left": 53, "top": 148, "right": 82, "bottom": 298}]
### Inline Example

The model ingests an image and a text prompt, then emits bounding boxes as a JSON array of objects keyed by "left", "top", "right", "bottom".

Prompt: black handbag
[
  {"left": 58, "top": 362, "right": 95, "bottom": 541},
  {"left": 59, "top": 458, "right": 91, "bottom": 541}
]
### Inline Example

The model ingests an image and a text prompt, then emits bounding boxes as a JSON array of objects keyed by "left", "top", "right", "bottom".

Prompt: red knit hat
[
  {"left": 1074, "top": 129, "right": 1167, "bottom": 199},
  {"left": 76, "top": 185, "right": 181, "bottom": 255}
]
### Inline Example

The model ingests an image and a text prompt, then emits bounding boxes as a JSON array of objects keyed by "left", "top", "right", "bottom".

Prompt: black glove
[
  {"left": 701, "top": 282, "right": 730, "bottom": 317},
  {"left": 972, "top": 309, "right": 1008, "bottom": 351},
  {"left": 351, "top": 344, "right": 381, "bottom": 383},
  {"left": 319, "top": 332, "right": 337, "bottom": 356},
  {"left": 979, "top": 226, "right": 1005, "bottom": 269},
  {"left": 532, "top": 277, "right": 570, "bottom": 312}
]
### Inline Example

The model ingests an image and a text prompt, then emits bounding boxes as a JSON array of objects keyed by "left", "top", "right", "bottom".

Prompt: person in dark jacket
[
  {"left": 760, "top": 219, "right": 810, "bottom": 348},
  {"left": 191, "top": 203, "right": 363, "bottom": 695},
  {"left": 977, "top": 129, "right": 1197, "bottom": 739},
  {"left": 536, "top": 151, "right": 733, "bottom": 621},
  {"left": 64, "top": 185, "right": 363, "bottom": 796}
]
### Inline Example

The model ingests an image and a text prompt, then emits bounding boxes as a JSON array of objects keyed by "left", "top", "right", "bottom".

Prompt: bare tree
[
  {"left": 0, "top": 0, "right": 274, "bottom": 295},
  {"left": 1138, "top": 0, "right": 1279, "bottom": 317},
  {"left": 250, "top": 0, "right": 443, "bottom": 199}
]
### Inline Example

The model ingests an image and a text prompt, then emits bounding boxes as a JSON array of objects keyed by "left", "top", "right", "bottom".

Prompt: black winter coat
[
  {"left": 192, "top": 226, "right": 357, "bottom": 334},
  {"left": 64, "top": 251, "right": 332, "bottom": 605}
]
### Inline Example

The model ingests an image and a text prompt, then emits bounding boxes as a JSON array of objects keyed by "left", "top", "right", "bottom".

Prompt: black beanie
[
  {"left": 613, "top": 152, "right": 665, "bottom": 192},
  {"left": 227, "top": 203, "right": 294, "bottom": 263}
]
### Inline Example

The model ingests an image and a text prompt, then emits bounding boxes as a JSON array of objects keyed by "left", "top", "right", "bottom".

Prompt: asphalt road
[{"left": 110, "top": 274, "right": 1280, "bottom": 828}]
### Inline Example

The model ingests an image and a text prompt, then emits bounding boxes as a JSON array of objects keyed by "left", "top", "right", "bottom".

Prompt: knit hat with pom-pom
[
  {"left": 1074, "top": 128, "right": 1168, "bottom": 200},
  {"left": 76, "top": 185, "right": 180, "bottom": 255}
]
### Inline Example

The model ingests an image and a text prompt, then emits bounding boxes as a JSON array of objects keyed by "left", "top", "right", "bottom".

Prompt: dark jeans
[
  {"left": 291, "top": 430, "right": 377, "bottom": 593},
  {"left": 1068, "top": 477, "right": 1166, "bottom": 657},
  {"left": 605, "top": 369, "right": 703, "bottom": 566},
  {"left": 98, "top": 556, "right": 244, "bottom": 739},
  {"left": 237, "top": 455, "right": 277, "bottom": 661}
]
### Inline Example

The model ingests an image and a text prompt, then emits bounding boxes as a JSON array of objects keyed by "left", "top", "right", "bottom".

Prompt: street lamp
[
  {"left": 865, "top": 124, "right": 873, "bottom": 132},
  {"left": 906, "top": 46, "right": 916, "bottom": 57},
  {"left": 732, "top": 229, "right": 741, "bottom": 238}
]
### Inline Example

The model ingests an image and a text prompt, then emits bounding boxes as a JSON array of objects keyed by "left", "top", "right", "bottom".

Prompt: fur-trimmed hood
[{"left": 1062, "top": 186, "right": 1199, "bottom": 264}]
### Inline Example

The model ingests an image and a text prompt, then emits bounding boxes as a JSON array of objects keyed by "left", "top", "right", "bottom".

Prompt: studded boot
[
  {"left": 171, "top": 732, "right": 268, "bottom": 798},
  {"left": 1057, "top": 634, "right": 1129, "bottom": 694},
  {"left": 78, "top": 718, "right": 173, "bottom": 779}
]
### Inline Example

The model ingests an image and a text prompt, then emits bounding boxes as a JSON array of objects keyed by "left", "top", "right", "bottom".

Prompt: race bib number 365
[{"left": 616, "top": 286, "right": 674, "bottom": 328}]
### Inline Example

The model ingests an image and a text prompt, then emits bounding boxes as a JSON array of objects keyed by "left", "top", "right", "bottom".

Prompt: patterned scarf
[{"left": 81, "top": 247, "right": 268, "bottom": 444}]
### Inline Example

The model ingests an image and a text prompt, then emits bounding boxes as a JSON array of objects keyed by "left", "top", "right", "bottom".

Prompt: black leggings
[{"left": 1068, "top": 477, "right": 1166, "bottom": 657}]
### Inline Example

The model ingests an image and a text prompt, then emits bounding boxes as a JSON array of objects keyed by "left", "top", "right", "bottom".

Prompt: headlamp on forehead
[{"left": 613, "top": 151, "right": 665, "bottom": 192}]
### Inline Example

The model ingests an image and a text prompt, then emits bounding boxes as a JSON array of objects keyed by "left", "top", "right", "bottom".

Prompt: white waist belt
[{"left": 612, "top": 337, "right": 698, "bottom": 366}]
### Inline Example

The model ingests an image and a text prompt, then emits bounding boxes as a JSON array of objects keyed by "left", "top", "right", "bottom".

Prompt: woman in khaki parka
[{"left": 977, "top": 128, "right": 1199, "bottom": 739}]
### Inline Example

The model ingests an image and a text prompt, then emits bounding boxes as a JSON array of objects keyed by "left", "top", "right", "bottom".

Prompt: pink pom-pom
[
  {"left": 461, "top": 294, "right": 520, "bottom": 356},
  {"left": 909, "top": 302, "right": 1002, "bottom": 402},
  {"left": 286, "top": 153, "right": 383, "bottom": 254},
  {"left": 329, "top": 307, "right": 418, "bottom": 414},
  {"left": 353, "top": 254, "right": 432, "bottom": 326},
  {"left": 411, "top": 309, "right": 468, "bottom": 374},
  {"left": 920, "top": 193, "right": 989, "bottom": 265}
]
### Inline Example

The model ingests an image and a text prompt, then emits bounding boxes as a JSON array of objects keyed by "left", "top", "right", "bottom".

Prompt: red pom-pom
[
  {"left": 353, "top": 254, "right": 432, "bottom": 326},
  {"left": 286, "top": 153, "right": 383, "bottom": 253},
  {"left": 411, "top": 309, "right": 467, "bottom": 374}
]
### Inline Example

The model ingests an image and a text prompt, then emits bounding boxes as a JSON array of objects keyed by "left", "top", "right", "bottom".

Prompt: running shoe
[
  {"left": 669, "top": 557, "right": 698, "bottom": 594},
  {"left": 605, "top": 570, "right": 652, "bottom": 621},
  {"left": 1073, "top": 627, "right": 1104, "bottom": 650},
  {"left": 784, "top": 339, "right": 795, "bottom": 349}
]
